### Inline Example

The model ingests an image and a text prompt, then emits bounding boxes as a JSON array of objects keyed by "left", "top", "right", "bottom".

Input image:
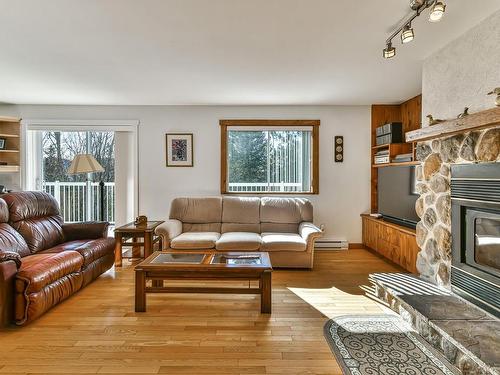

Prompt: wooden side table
[{"left": 114, "top": 221, "right": 164, "bottom": 267}]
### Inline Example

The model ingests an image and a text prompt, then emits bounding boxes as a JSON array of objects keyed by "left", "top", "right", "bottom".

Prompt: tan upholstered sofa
[{"left": 155, "top": 197, "right": 323, "bottom": 268}]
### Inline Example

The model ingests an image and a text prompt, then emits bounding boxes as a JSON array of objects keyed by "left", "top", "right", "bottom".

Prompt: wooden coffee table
[{"left": 134, "top": 251, "right": 272, "bottom": 313}]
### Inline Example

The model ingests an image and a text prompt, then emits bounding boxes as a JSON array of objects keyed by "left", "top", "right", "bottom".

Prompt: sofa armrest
[
  {"left": 0, "top": 251, "right": 21, "bottom": 270},
  {"left": 0, "top": 258, "right": 18, "bottom": 327},
  {"left": 155, "top": 219, "right": 182, "bottom": 248},
  {"left": 62, "top": 222, "right": 109, "bottom": 241},
  {"left": 299, "top": 222, "right": 323, "bottom": 247}
]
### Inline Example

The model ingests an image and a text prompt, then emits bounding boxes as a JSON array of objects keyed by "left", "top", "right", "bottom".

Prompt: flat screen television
[{"left": 378, "top": 165, "right": 419, "bottom": 229}]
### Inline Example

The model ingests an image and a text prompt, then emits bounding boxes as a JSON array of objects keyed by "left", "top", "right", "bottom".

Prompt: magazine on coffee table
[{"left": 211, "top": 254, "right": 262, "bottom": 265}]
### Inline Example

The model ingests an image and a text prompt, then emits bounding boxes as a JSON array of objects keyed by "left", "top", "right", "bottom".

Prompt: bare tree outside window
[
  {"left": 42, "top": 131, "right": 115, "bottom": 182},
  {"left": 41, "top": 131, "right": 115, "bottom": 223}
]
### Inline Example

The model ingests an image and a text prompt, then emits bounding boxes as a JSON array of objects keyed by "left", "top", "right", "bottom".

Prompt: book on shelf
[
  {"left": 375, "top": 149, "right": 390, "bottom": 156},
  {"left": 391, "top": 157, "right": 413, "bottom": 163},
  {"left": 391, "top": 152, "right": 414, "bottom": 163},
  {"left": 394, "top": 153, "right": 413, "bottom": 159},
  {"left": 374, "top": 155, "right": 390, "bottom": 164}
]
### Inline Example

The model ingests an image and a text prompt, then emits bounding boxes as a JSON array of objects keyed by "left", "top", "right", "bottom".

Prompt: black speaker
[{"left": 334, "top": 136, "right": 344, "bottom": 162}]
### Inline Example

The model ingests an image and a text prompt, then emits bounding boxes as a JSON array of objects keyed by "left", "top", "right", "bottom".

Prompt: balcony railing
[
  {"left": 42, "top": 181, "right": 115, "bottom": 224},
  {"left": 228, "top": 182, "right": 304, "bottom": 193}
]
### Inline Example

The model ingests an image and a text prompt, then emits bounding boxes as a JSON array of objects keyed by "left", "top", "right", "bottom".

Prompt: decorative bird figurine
[
  {"left": 427, "top": 114, "right": 445, "bottom": 126},
  {"left": 457, "top": 107, "right": 469, "bottom": 119},
  {"left": 487, "top": 87, "right": 500, "bottom": 107}
]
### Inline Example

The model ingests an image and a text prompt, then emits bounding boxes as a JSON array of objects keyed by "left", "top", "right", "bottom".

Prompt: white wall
[
  {"left": 0, "top": 104, "right": 370, "bottom": 242},
  {"left": 114, "top": 131, "right": 137, "bottom": 226},
  {"left": 422, "top": 9, "right": 500, "bottom": 121}
]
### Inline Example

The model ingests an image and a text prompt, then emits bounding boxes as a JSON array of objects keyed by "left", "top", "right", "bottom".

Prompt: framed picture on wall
[{"left": 166, "top": 133, "right": 193, "bottom": 167}]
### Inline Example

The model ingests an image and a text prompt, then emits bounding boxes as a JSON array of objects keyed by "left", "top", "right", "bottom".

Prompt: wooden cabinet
[
  {"left": 400, "top": 233, "right": 419, "bottom": 273},
  {"left": 361, "top": 214, "right": 418, "bottom": 273},
  {"left": 362, "top": 217, "right": 378, "bottom": 250}
]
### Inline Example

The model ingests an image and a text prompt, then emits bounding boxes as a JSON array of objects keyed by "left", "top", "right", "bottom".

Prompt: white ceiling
[{"left": 0, "top": 0, "right": 499, "bottom": 106}]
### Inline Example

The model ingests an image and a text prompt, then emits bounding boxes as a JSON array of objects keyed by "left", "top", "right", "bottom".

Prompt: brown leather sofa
[{"left": 0, "top": 191, "right": 115, "bottom": 326}]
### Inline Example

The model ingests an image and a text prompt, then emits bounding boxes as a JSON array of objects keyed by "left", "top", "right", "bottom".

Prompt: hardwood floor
[{"left": 0, "top": 248, "right": 403, "bottom": 375}]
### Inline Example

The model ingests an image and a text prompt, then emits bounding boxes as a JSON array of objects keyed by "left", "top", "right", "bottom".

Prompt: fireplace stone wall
[{"left": 414, "top": 127, "right": 500, "bottom": 287}]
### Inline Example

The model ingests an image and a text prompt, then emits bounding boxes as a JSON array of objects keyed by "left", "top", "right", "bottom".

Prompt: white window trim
[{"left": 22, "top": 119, "right": 138, "bottom": 132}]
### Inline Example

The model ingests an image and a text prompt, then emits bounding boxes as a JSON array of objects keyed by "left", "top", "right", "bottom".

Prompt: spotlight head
[
  {"left": 401, "top": 24, "right": 414, "bottom": 44},
  {"left": 409, "top": 0, "right": 426, "bottom": 10},
  {"left": 429, "top": 1, "right": 446, "bottom": 22},
  {"left": 383, "top": 42, "right": 396, "bottom": 59}
]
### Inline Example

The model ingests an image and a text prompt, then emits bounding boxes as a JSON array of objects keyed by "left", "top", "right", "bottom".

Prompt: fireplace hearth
[{"left": 451, "top": 162, "right": 500, "bottom": 316}]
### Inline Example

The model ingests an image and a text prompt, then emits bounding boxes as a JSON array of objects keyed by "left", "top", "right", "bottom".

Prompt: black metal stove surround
[{"left": 451, "top": 162, "right": 500, "bottom": 317}]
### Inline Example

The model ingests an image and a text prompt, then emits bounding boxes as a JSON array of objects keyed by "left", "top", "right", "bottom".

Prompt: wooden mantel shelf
[{"left": 406, "top": 107, "right": 500, "bottom": 142}]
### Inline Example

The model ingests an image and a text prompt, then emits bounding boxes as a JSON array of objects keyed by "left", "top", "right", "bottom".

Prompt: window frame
[{"left": 220, "top": 119, "right": 320, "bottom": 195}]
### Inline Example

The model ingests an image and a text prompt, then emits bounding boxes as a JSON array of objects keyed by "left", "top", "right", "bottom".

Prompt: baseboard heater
[{"left": 315, "top": 239, "right": 348, "bottom": 249}]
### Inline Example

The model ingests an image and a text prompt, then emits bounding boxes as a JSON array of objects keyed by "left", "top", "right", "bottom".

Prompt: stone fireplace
[
  {"left": 414, "top": 125, "right": 500, "bottom": 294},
  {"left": 369, "top": 110, "right": 500, "bottom": 374},
  {"left": 450, "top": 162, "right": 500, "bottom": 314}
]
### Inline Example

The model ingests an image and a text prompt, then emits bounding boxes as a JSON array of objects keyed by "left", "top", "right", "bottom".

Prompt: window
[
  {"left": 220, "top": 120, "right": 319, "bottom": 194},
  {"left": 41, "top": 130, "right": 115, "bottom": 223},
  {"left": 23, "top": 119, "right": 139, "bottom": 227}
]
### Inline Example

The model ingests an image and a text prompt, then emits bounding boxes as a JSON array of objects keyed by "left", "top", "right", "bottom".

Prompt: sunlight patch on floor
[{"left": 288, "top": 286, "right": 394, "bottom": 319}]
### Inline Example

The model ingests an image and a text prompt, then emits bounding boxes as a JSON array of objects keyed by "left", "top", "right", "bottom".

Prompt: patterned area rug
[{"left": 323, "top": 315, "right": 460, "bottom": 375}]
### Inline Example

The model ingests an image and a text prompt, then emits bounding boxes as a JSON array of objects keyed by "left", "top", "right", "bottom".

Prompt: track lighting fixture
[
  {"left": 429, "top": 1, "right": 446, "bottom": 22},
  {"left": 382, "top": 0, "right": 446, "bottom": 59},
  {"left": 383, "top": 43, "right": 396, "bottom": 59},
  {"left": 401, "top": 24, "right": 414, "bottom": 44}
]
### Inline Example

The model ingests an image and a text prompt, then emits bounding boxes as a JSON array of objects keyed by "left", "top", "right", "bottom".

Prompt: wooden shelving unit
[
  {"left": 0, "top": 117, "right": 21, "bottom": 174},
  {"left": 370, "top": 95, "right": 421, "bottom": 212},
  {"left": 371, "top": 142, "right": 415, "bottom": 168},
  {"left": 372, "top": 161, "right": 420, "bottom": 168},
  {"left": 363, "top": 95, "right": 422, "bottom": 273}
]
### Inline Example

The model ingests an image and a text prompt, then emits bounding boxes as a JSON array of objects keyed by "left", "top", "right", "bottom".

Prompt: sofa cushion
[
  {"left": 170, "top": 232, "right": 220, "bottom": 249},
  {"left": 40, "top": 238, "right": 116, "bottom": 267},
  {"left": 2, "top": 192, "right": 64, "bottom": 253},
  {"left": 216, "top": 232, "right": 262, "bottom": 251},
  {"left": 260, "top": 232, "right": 307, "bottom": 252},
  {"left": 260, "top": 222, "right": 299, "bottom": 234},
  {"left": 221, "top": 223, "right": 260, "bottom": 234},
  {"left": 0, "top": 198, "right": 9, "bottom": 223},
  {"left": 62, "top": 222, "right": 109, "bottom": 242},
  {"left": 0, "top": 223, "right": 30, "bottom": 258},
  {"left": 170, "top": 197, "right": 222, "bottom": 224},
  {"left": 15, "top": 251, "right": 83, "bottom": 294},
  {"left": 222, "top": 197, "right": 260, "bottom": 224},
  {"left": 260, "top": 197, "right": 313, "bottom": 224},
  {"left": 182, "top": 223, "right": 221, "bottom": 233}
]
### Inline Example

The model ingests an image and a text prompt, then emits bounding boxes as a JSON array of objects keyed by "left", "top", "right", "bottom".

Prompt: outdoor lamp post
[{"left": 67, "top": 154, "right": 106, "bottom": 221}]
